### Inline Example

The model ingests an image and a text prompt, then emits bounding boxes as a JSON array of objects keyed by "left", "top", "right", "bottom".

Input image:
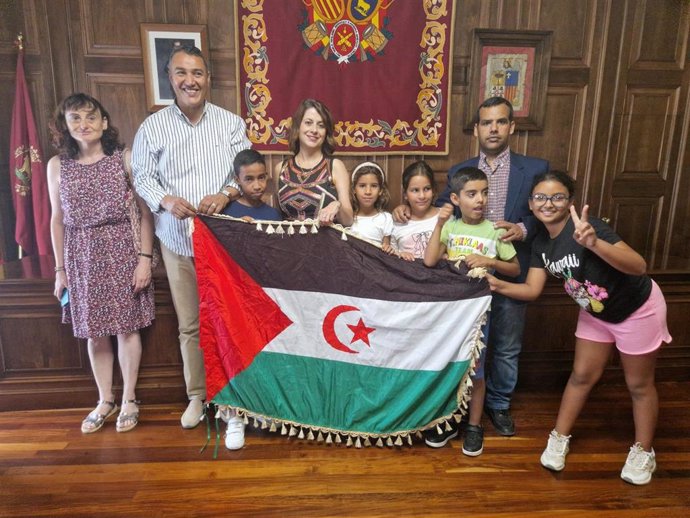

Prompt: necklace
[{"left": 294, "top": 154, "right": 324, "bottom": 175}]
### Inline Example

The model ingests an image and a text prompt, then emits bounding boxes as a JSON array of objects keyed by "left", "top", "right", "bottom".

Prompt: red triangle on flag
[{"left": 193, "top": 218, "right": 293, "bottom": 401}]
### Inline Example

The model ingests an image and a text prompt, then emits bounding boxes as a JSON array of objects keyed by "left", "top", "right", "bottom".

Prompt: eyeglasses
[{"left": 529, "top": 193, "right": 572, "bottom": 206}]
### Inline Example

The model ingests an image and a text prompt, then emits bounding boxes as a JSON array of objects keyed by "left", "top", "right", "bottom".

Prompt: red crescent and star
[{"left": 322, "top": 305, "right": 376, "bottom": 354}]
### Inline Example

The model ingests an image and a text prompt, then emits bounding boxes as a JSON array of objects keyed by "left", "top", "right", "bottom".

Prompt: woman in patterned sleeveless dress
[
  {"left": 275, "top": 99, "right": 353, "bottom": 226},
  {"left": 47, "top": 94, "right": 155, "bottom": 434}
]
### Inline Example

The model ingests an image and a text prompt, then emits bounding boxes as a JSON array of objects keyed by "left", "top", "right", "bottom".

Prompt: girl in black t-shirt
[{"left": 486, "top": 171, "right": 671, "bottom": 486}]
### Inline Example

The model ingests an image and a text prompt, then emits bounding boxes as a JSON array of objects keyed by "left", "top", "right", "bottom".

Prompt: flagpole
[{"left": 15, "top": 33, "right": 24, "bottom": 262}]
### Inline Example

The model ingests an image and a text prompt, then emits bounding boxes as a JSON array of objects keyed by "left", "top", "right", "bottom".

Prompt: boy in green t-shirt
[{"left": 424, "top": 167, "right": 520, "bottom": 456}]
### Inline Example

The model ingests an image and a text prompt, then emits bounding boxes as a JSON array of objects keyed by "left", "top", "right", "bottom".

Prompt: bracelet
[
  {"left": 54, "top": 266, "right": 65, "bottom": 272},
  {"left": 218, "top": 188, "right": 231, "bottom": 199},
  {"left": 138, "top": 252, "right": 153, "bottom": 259}
]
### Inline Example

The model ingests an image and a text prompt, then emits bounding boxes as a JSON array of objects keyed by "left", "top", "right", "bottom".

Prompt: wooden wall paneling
[
  {"left": 0, "top": 275, "right": 92, "bottom": 412},
  {"left": 45, "top": 0, "right": 77, "bottom": 107},
  {"left": 618, "top": 89, "right": 678, "bottom": 176},
  {"left": 629, "top": 0, "right": 689, "bottom": 69},
  {"left": 536, "top": 0, "right": 596, "bottom": 66},
  {"left": 660, "top": 274, "right": 690, "bottom": 378},
  {"left": 615, "top": 0, "right": 687, "bottom": 268},
  {"left": 557, "top": 0, "right": 613, "bottom": 209},
  {"left": 207, "top": 0, "right": 234, "bottom": 59},
  {"left": 645, "top": 4, "right": 690, "bottom": 271},
  {"left": 611, "top": 197, "right": 662, "bottom": 262},
  {"left": 206, "top": 1, "right": 236, "bottom": 108},
  {"left": 210, "top": 80, "right": 236, "bottom": 120},
  {"left": 520, "top": 285, "right": 579, "bottom": 390},
  {"left": 81, "top": 0, "right": 148, "bottom": 57},
  {"left": 610, "top": 87, "right": 678, "bottom": 264},
  {"left": 665, "top": 79, "right": 690, "bottom": 270},
  {"left": 182, "top": 0, "right": 209, "bottom": 25},
  {"left": 159, "top": 0, "right": 191, "bottom": 23},
  {"left": 523, "top": 86, "right": 586, "bottom": 174},
  {"left": 588, "top": 0, "right": 635, "bottom": 241},
  {"left": 0, "top": 1, "right": 23, "bottom": 48},
  {"left": 0, "top": 56, "right": 17, "bottom": 260},
  {"left": 611, "top": 1, "right": 689, "bottom": 269},
  {"left": 0, "top": 317, "right": 83, "bottom": 372}
]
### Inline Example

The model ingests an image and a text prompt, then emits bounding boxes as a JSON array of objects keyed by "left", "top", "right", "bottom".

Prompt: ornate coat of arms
[{"left": 300, "top": 0, "right": 394, "bottom": 63}]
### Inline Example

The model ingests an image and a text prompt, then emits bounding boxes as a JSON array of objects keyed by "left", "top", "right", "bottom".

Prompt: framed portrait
[
  {"left": 465, "top": 29, "right": 553, "bottom": 131},
  {"left": 140, "top": 23, "right": 209, "bottom": 112}
]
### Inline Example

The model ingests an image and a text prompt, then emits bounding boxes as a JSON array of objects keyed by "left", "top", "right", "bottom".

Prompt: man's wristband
[
  {"left": 138, "top": 252, "right": 153, "bottom": 259},
  {"left": 219, "top": 187, "right": 232, "bottom": 199}
]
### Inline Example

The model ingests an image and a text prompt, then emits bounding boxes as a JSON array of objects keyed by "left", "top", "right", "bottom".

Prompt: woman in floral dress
[{"left": 47, "top": 94, "right": 155, "bottom": 433}]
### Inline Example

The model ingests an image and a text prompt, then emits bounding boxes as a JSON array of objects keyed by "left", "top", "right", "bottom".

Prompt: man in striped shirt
[{"left": 132, "top": 45, "right": 251, "bottom": 444}]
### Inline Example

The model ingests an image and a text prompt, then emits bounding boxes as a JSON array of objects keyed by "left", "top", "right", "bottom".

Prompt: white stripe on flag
[{"left": 263, "top": 288, "right": 491, "bottom": 372}]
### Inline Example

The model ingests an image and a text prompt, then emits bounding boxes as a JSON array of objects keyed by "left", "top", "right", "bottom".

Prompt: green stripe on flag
[{"left": 213, "top": 351, "right": 471, "bottom": 435}]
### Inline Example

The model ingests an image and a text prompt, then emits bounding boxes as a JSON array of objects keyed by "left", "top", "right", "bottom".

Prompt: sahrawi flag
[{"left": 193, "top": 215, "right": 491, "bottom": 444}]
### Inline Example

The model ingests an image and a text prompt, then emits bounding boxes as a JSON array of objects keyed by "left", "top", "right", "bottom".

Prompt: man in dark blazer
[{"left": 395, "top": 97, "right": 548, "bottom": 446}]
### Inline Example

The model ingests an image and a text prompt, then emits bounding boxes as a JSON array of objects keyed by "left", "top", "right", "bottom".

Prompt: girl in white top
[
  {"left": 348, "top": 162, "right": 394, "bottom": 247},
  {"left": 390, "top": 161, "right": 440, "bottom": 261}
]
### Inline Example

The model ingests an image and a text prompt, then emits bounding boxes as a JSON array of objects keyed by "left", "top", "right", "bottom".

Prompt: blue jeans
[{"left": 485, "top": 293, "right": 527, "bottom": 410}]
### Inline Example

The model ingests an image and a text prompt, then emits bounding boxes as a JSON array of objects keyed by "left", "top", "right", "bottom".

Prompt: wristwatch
[{"left": 219, "top": 186, "right": 232, "bottom": 199}]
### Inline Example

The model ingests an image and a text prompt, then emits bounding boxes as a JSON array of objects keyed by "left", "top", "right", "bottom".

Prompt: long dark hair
[
  {"left": 49, "top": 93, "right": 123, "bottom": 159},
  {"left": 287, "top": 99, "right": 336, "bottom": 156}
]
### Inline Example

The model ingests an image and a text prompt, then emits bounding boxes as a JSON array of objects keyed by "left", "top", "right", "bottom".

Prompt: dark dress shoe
[{"left": 485, "top": 407, "right": 515, "bottom": 436}]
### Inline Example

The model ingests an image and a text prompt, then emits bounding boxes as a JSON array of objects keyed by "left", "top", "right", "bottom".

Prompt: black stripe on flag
[{"left": 198, "top": 216, "right": 490, "bottom": 303}]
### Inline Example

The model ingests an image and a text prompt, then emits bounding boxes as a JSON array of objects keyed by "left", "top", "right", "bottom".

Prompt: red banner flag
[{"left": 9, "top": 45, "right": 52, "bottom": 256}]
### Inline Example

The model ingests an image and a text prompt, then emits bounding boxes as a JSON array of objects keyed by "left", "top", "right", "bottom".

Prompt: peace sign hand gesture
[{"left": 570, "top": 204, "right": 597, "bottom": 248}]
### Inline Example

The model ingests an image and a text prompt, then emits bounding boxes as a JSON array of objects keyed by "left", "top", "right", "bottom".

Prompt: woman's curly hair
[{"left": 49, "top": 93, "right": 123, "bottom": 158}]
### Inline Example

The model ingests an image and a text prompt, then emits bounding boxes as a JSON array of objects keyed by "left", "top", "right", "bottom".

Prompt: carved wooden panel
[
  {"left": 207, "top": 0, "right": 234, "bottom": 60},
  {"left": 526, "top": 87, "right": 585, "bottom": 173},
  {"left": 81, "top": 0, "right": 150, "bottom": 56},
  {"left": 0, "top": 317, "right": 84, "bottom": 372},
  {"left": 537, "top": 0, "right": 596, "bottom": 65},
  {"left": 630, "top": 0, "right": 689, "bottom": 69},
  {"left": 611, "top": 198, "right": 661, "bottom": 263},
  {"left": 618, "top": 89, "right": 678, "bottom": 175}
]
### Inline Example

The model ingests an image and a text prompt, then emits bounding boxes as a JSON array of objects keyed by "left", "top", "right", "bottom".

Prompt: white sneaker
[
  {"left": 621, "top": 443, "right": 656, "bottom": 485},
  {"left": 540, "top": 430, "right": 571, "bottom": 471},
  {"left": 225, "top": 416, "right": 246, "bottom": 450}
]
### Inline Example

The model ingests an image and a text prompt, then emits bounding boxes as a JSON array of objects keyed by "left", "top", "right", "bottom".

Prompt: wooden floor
[{"left": 1, "top": 382, "right": 689, "bottom": 518}]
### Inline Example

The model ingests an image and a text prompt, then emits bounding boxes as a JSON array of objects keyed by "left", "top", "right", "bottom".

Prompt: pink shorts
[{"left": 575, "top": 280, "right": 672, "bottom": 355}]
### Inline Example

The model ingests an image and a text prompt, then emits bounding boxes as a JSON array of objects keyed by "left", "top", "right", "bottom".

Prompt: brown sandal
[
  {"left": 81, "top": 400, "right": 118, "bottom": 434},
  {"left": 116, "top": 400, "right": 140, "bottom": 433}
]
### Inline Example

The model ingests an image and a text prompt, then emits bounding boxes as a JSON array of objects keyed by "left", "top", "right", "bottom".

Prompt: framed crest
[
  {"left": 140, "top": 23, "right": 209, "bottom": 112},
  {"left": 465, "top": 29, "right": 553, "bottom": 131}
]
